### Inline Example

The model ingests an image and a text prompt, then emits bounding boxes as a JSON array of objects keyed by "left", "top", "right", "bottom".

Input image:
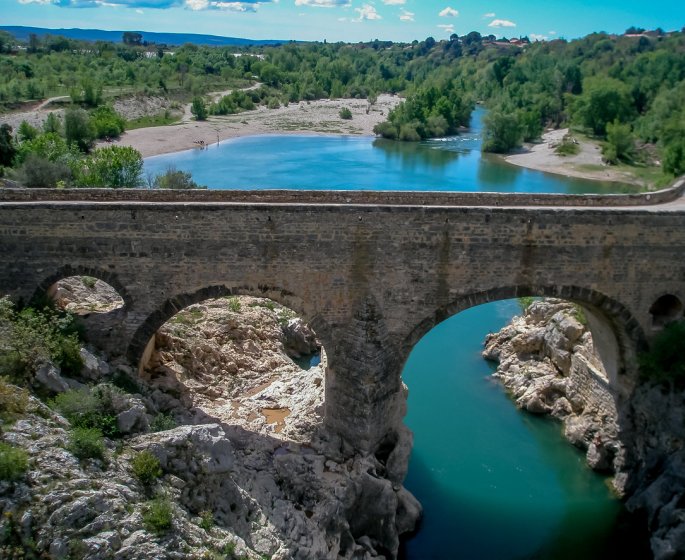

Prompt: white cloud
[
  {"left": 439, "top": 6, "right": 458, "bottom": 17},
  {"left": 399, "top": 8, "right": 414, "bottom": 22},
  {"left": 530, "top": 33, "right": 548, "bottom": 41},
  {"left": 482, "top": 12, "right": 495, "bottom": 18},
  {"left": 488, "top": 18, "right": 516, "bottom": 28},
  {"left": 135, "top": 7, "right": 143, "bottom": 11},
  {"left": 355, "top": 4, "right": 381, "bottom": 20},
  {"left": 381, "top": 0, "right": 405, "bottom": 4},
  {"left": 549, "top": 30, "right": 557, "bottom": 35},
  {"left": 437, "top": 23, "right": 455, "bottom": 34},
  {"left": 18, "top": 0, "right": 270, "bottom": 9},
  {"left": 294, "top": 0, "right": 350, "bottom": 7}
]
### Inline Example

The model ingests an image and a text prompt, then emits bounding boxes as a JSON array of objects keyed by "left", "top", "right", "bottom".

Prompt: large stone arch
[
  {"left": 399, "top": 284, "right": 647, "bottom": 394},
  {"left": 128, "top": 282, "right": 334, "bottom": 374}
]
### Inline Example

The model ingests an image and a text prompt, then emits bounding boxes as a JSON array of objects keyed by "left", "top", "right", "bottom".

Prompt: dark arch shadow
[
  {"left": 399, "top": 284, "right": 647, "bottom": 382},
  {"left": 127, "top": 283, "right": 333, "bottom": 369},
  {"left": 32, "top": 264, "right": 131, "bottom": 310}
]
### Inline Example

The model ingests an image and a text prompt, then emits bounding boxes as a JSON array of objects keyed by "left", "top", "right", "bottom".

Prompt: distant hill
[{"left": 0, "top": 25, "right": 287, "bottom": 47}]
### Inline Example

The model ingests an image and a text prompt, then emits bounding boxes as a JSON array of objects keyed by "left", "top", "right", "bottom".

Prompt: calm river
[{"left": 144, "top": 110, "right": 649, "bottom": 559}]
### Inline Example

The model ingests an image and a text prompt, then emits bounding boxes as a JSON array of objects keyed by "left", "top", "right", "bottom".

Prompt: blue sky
[{"left": 3, "top": 0, "right": 684, "bottom": 43}]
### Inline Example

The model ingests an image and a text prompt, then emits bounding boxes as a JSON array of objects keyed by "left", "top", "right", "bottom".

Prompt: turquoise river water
[{"left": 144, "top": 110, "right": 650, "bottom": 559}]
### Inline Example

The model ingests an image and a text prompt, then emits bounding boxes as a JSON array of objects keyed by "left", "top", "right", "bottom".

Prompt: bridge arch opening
[
  {"left": 398, "top": 287, "right": 649, "bottom": 559},
  {"left": 134, "top": 289, "right": 328, "bottom": 442},
  {"left": 649, "top": 294, "right": 683, "bottom": 329}
]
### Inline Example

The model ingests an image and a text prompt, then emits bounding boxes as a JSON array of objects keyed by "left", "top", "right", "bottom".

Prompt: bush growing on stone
[
  {"left": 199, "top": 509, "right": 214, "bottom": 531},
  {"left": 53, "top": 386, "right": 120, "bottom": 437},
  {"left": 142, "top": 497, "right": 174, "bottom": 535},
  {"left": 150, "top": 412, "right": 177, "bottom": 432},
  {"left": 132, "top": 450, "right": 162, "bottom": 486},
  {"left": 0, "top": 297, "right": 83, "bottom": 382},
  {"left": 339, "top": 107, "right": 353, "bottom": 120},
  {"left": 228, "top": 297, "right": 242, "bottom": 313},
  {"left": 0, "top": 377, "right": 28, "bottom": 422},
  {"left": 0, "top": 442, "right": 29, "bottom": 481},
  {"left": 68, "top": 427, "right": 105, "bottom": 460}
]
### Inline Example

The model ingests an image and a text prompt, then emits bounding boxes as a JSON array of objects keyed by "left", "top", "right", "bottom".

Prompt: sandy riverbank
[
  {"left": 110, "top": 94, "right": 401, "bottom": 158},
  {"left": 504, "top": 128, "right": 644, "bottom": 186}
]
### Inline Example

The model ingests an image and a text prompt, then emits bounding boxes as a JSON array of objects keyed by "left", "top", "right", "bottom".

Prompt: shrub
[
  {"left": 150, "top": 412, "right": 177, "bottom": 432},
  {"left": 339, "top": 107, "right": 352, "bottom": 120},
  {"left": 89, "top": 106, "right": 126, "bottom": 139},
  {"left": 517, "top": 296, "right": 535, "bottom": 313},
  {"left": 0, "top": 377, "right": 28, "bottom": 422},
  {"left": 143, "top": 497, "right": 174, "bottom": 535},
  {"left": 132, "top": 451, "right": 162, "bottom": 486},
  {"left": 554, "top": 135, "right": 581, "bottom": 157},
  {"left": 199, "top": 509, "right": 214, "bottom": 531},
  {"left": 153, "top": 167, "right": 205, "bottom": 190},
  {"left": 54, "top": 387, "right": 119, "bottom": 437},
  {"left": 68, "top": 427, "right": 105, "bottom": 460},
  {"left": 81, "top": 276, "right": 97, "bottom": 289},
  {"left": 15, "top": 154, "right": 72, "bottom": 188},
  {"left": 228, "top": 297, "right": 241, "bottom": 313},
  {"left": 0, "top": 297, "right": 83, "bottom": 382},
  {"left": 0, "top": 442, "right": 29, "bottom": 481}
]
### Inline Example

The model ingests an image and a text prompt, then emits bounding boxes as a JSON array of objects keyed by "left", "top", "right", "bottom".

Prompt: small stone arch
[
  {"left": 127, "top": 283, "right": 333, "bottom": 371},
  {"left": 400, "top": 284, "right": 647, "bottom": 387},
  {"left": 33, "top": 264, "right": 131, "bottom": 310},
  {"left": 649, "top": 294, "right": 684, "bottom": 329}
]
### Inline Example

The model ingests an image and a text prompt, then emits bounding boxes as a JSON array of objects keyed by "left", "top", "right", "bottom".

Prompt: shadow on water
[{"left": 372, "top": 137, "right": 462, "bottom": 170}]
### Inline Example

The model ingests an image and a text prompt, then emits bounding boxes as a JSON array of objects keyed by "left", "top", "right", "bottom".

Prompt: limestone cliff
[
  {"left": 482, "top": 299, "right": 625, "bottom": 476},
  {"left": 483, "top": 298, "right": 685, "bottom": 559},
  {"left": 0, "top": 288, "right": 420, "bottom": 560}
]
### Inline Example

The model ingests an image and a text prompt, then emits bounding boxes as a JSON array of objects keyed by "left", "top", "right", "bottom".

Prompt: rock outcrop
[
  {"left": 1, "top": 290, "right": 419, "bottom": 559},
  {"left": 484, "top": 298, "right": 685, "bottom": 559},
  {"left": 482, "top": 299, "right": 625, "bottom": 476}
]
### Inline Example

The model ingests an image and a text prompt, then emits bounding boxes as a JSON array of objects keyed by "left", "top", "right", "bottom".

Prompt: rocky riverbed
[{"left": 0, "top": 280, "right": 420, "bottom": 560}]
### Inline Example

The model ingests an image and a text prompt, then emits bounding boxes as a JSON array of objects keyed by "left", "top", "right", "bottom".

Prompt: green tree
[
  {"left": 74, "top": 146, "right": 143, "bottom": 188},
  {"left": 64, "top": 108, "right": 95, "bottom": 152},
  {"left": 0, "top": 124, "right": 16, "bottom": 167},
  {"left": 153, "top": 167, "right": 205, "bottom": 189},
  {"left": 603, "top": 119, "right": 635, "bottom": 164},
  {"left": 482, "top": 111, "right": 523, "bottom": 153},
  {"left": 43, "top": 112, "right": 62, "bottom": 135},
  {"left": 17, "top": 121, "right": 38, "bottom": 143},
  {"left": 572, "top": 77, "right": 635, "bottom": 136},
  {"left": 89, "top": 106, "right": 126, "bottom": 139},
  {"left": 191, "top": 96, "right": 208, "bottom": 121}
]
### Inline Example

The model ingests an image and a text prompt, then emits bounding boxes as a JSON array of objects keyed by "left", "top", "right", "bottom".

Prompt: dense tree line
[{"left": 1, "top": 27, "right": 683, "bottom": 185}]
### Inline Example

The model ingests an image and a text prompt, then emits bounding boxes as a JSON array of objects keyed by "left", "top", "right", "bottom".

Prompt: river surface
[{"left": 144, "top": 111, "right": 648, "bottom": 559}]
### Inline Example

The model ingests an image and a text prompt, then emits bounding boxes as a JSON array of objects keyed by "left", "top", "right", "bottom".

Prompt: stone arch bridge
[{"left": 1, "top": 183, "right": 684, "bottom": 455}]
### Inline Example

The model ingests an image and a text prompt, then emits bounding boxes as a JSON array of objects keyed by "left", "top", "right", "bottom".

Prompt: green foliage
[
  {"left": 64, "top": 108, "right": 96, "bottom": 152},
  {"left": 573, "top": 304, "right": 588, "bottom": 326},
  {"left": 152, "top": 167, "right": 205, "bottom": 190},
  {"left": 191, "top": 96, "right": 208, "bottom": 121},
  {"left": 0, "top": 442, "right": 29, "bottom": 481},
  {"left": 74, "top": 145, "right": 143, "bottom": 188},
  {"left": 89, "top": 106, "right": 126, "bottom": 139},
  {"left": 132, "top": 451, "right": 163, "bottom": 486},
  {"left": 43, "top": 112, "right": 62, "bottom": 135},
  {"left": 482, "top": 111, "right": 522, "bottom": 153},
  {"left": 0, "top": 297, "right": 83, "bottom": 382},
  {"left": 555, "top": 134, "right": 581, "bottom": 156},
  {"left": 199, "top": 510, "right": 214, "bottom": 531},
  {"left": 227, "top": 297, "right": 242, "bottom": 313},
  {"left": 0, "top": 377, "right": 29, "bottom": 422},
  {"left": 0, "top": 124, "right": 16, "bottom": 167},
  {"left": 603, "top": 119, "right": 635, "bottom": 164},
  {"left": 150, "top": 412, "right": 177, "bottom": 432},
  {"left": 572, "top": 77, "right": 635, "bottom": 136},
  {"left": 68, "top": 427, "right": 105, "bottom": 460},
  {"left": 517, "top": 297, "right": 535, "bottom": 313},
  {"left": 142, "top": 497, "right": 174, "bottom": 535},
  {"left": 15, "top": 153, "right": 72, "bottom": 188},
  {"left": 210, "top": 90, "right": 255, "bottom": 116},
  {"left": 339, "top": 107, "right": 352, "bottom": 120},
  {"left": 639, "top": 321, "right": 685, "bottom": 385},
  {"left": 53, "top": 386, "right": 122, "bottom": 437},
  {"left": 17, "top": 120, "right": 38, "bottom": 143},
  {"left": 14, "top": 132, "right": 76, "bottom": 166}
]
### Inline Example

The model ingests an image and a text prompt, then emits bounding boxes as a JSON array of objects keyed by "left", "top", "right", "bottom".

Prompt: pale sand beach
[
  {"left": 504, "top": 128, "right": 642, "bottom": 185},
  {"left": 109, "top": 94, "right": 402, "bottom": 158}
]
